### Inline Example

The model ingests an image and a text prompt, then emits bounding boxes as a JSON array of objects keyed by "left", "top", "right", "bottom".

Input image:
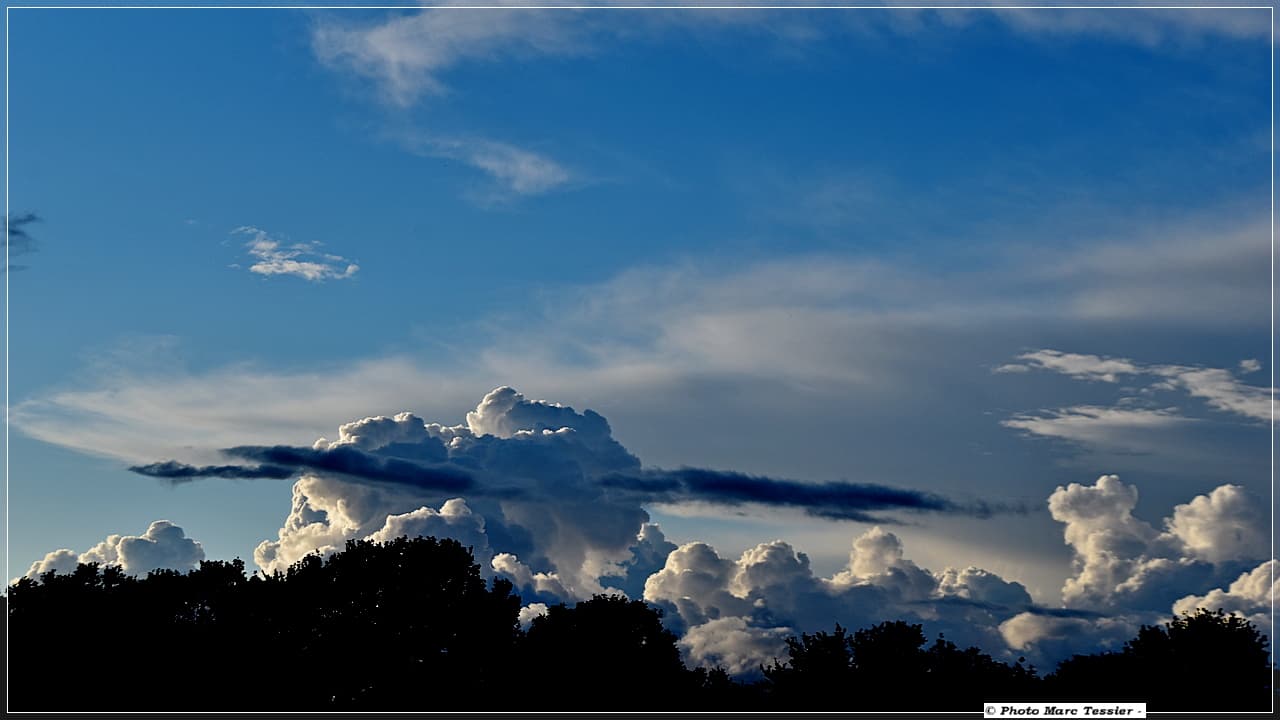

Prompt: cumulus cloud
[
  {"left": 680, "top": 617, "right": 794, "bottom": 677},
  {"left": 234, "top": 226, "right": 359, "bottom": 282},
  {"left": 22, "top": 549, "right": 79, "bottom": 580},
  {"left": 643, "top": 525, "right": 1044, "bottom": 673},
  {"left": 998, "top": 612, "right": 1141, "bottom": 664},
  {"left": 1047, "top": 475, "right": 1266, "bottom": 613},
  {"left": 20, "top": 521, "right": 205, "bottom": 582},
  {"left": 247, "top": 388, "right": 652, "bottom": 598},
  {"left": 244, "top": 386, "right": 988, "bottom": 601},
  {"left": 1163, "top": 484, "right": 1267, "bottom": 565},
  {"left": 637, "top": 473, "right": 1272, "bottom": 674},
  {"left": 1173, "top": 560, "right": 1276, "bottom": 635},
  {"left": 518, "top": 602, "right": 550, "bottom": 630}
]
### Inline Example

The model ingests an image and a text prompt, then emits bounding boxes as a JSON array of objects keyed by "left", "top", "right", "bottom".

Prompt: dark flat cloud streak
[
  {"left": 131, "top": 450, "right": 1020, "bottom": 523},
  {"left": 601, "top": 467, "right": 1019, "bottom": 523},
  {"left": 129, "top": 460, "right": 297, "bottom": 482}
]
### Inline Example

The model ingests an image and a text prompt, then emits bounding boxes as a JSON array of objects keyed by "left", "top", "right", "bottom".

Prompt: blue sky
[{"left": 4, "top": 4, "right": 1275, "bottom": 671}]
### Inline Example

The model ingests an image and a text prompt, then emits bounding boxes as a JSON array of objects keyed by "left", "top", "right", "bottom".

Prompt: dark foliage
[
  {"left": 761, "top": 621, "right": 1040, "bottom": 710},
  {"left": 6, "top": 537, "right": 1272, "bottom": 712},
  {"left": 1045, "top": 608, "right": 1272, "bottom": 711}
]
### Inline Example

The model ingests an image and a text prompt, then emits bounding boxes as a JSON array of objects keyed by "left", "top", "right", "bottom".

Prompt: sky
[{"left": 3, "top": 2, "right": 1275, "bottom": 674}]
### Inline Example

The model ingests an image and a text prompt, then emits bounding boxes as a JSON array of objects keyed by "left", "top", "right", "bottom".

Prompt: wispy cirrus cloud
[
  {"left": 999, "top": 349, "right": 1271, "bottom": 423},
  {"left": 234, "top": 226, "right": 359, "bottom": 282},
  {"left": 310, "top": 5, "right": 1269, "bottom": 200},
  {"left": 1000, "top": 405, "right": 1195, "bottom": 454},
  {"left": 397, "top": 134, "right": 572, "bottom": 197},
  {"left": 312, "top": 7, "right": 592, "bottom": 108},
  {"left": 312, "top": 8, "right": 582, "bottom": 198}
]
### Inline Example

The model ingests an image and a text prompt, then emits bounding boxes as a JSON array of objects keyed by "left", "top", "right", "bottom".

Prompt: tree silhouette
[
  {"left": 1046, "top": 608, "right": 1272, "bottom": 711},
  {"left": 7, "top": 539, "right": 1272, "bottom": 712},
  {"left": 763, "top": 620, "right": 1037, "bottom": 710},
  {"left": 518, "top": 594, "right": 699, "bottom": 709}
]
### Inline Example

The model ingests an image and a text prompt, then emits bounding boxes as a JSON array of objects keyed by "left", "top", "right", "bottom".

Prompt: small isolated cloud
[
  {"left": 1000, "top": 349, "right": 1141, "bottom": 383},
  {"left": 233, "top": 226, "right": 359, "bottom": 282},
  {"left": 1001, "top": 405, "right": 1191, "bottom": 451},
  {"left": 20, "top": 520, "right": 205, "bottom": 582},
  {"left": 518, "top": 602, "right": 550, "bottom": 630},
  {"left": 1238, "top": 358, "right": 1261, "bottom": 373}
]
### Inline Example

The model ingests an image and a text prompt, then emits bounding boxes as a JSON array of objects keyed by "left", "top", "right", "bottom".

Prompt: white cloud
[
  {"left": 312, "top": 8, "right": 591, "bottom": 108},
  {"left": 644, "top": 526, "right": 1039, "bottom": 674},
  {"left": 491, "top": 553, "right": 574, "bottom": 602},
  {"left": 1000, "top": 405, "right": 1192, "bottom": 451},
  {"left": 518, "top": 602, "right": 550, "bottom": 630},
  {"left": 253, "top": 387, "right": 648, "bottom": 603},
  {"left": 1163, "top": 484, "right": 1267, "bottom": 565},
  {"left": 312, "top": 6, "right": 1270, "bottom": 113},
  {"left": 1150, "top": 365, "right": 1270, "bottom": 422},
  {"left": 998, "top": 612, "right": 1140, "bottom": 663},
  {"left": 999, "top": 349, "right": 1272, "bottom": 454},
  {"left": 680, "top": 617, "right": 793, "bottom": 677},
  {"left": 984, "top": 6, "right": 1270, "bottom": 48},
  {"left": 1047, "top": 475, "right": 1267, "bottom": 612},
  {"left": 21, "top": 549, "right": 80, "bottom": 581},
  {"left": 1003, "top": 349, "right": 1141, "bottom": 383},
  {"left": 401, "top": 135, "right": 572, "bottom": 197},
  {"left": 235, "top": 226, "right": 358, "bottom": 282},
  {"left": 367, "top": 498, "right": 492, "bottom": 557},
  {"left": 20, "top": 521, "right": 205, "bottom": 582},
  {"left": 1173, "top": 559, "right": 1276, "bottom": 638}
]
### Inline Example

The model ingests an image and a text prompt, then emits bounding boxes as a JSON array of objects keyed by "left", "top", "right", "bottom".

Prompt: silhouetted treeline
[{"left": 6, "top": 536, "right": 1271, "bottom": 711}]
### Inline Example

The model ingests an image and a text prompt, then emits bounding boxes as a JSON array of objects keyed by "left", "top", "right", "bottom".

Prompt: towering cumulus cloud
[{"left": 998, "top": 475, "right": 1271, "bottom": 664}]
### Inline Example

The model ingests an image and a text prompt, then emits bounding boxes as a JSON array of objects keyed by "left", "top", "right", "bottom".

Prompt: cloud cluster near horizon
[
  {"left": 76, "top": 387, "right": 1274, "bottom": 674},
  {"left": 20, "top": 520, "right": 205, "bottom": 582}
]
